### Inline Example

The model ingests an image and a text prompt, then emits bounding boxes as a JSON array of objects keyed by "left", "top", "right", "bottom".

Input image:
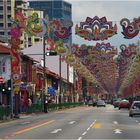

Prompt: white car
[
  {"left": 129, "top": 101, "right": 140, "bottom": 117},
  {"left": 97, "top": 100, "right": 106, "bottom": 107}
]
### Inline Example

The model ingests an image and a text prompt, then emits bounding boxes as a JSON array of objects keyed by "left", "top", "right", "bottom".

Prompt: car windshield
[{"left": 133, "top": 103, "right": 140, "bottom": 108}]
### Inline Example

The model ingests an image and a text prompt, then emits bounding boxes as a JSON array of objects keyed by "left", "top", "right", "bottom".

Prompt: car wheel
[
  {"left": 119, "top": 108, "right": 121, "bottom": 110},
  {"left": 129, "top": 114, "right": 133, "bottom": 117}
]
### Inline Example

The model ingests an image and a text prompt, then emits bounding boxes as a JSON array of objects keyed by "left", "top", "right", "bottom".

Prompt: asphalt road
[{"left": 0, "top": 105, "right": 140, "bottom": 139}]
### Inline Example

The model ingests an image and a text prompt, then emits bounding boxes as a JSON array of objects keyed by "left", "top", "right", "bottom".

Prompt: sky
[{"left": 66, "top": 0, "right": 140, "bottom": 50}]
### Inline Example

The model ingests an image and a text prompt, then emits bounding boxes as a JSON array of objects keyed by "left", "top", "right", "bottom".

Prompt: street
[{"left": 0, "top": 105, "right": 140, "bottom": 139}]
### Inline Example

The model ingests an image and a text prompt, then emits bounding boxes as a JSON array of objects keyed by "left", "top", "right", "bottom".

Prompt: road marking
[
  {"left": 51, "top": 129, "right": 62, "bottom": 134},
  {"left": 78, "top": 120, "right": 96, "bottom": 140},
  {"left": 92, "top": 123, "right": 101, "bottom": 129},
  {"left": 136, "top": 120, "right": 139, "bottom": 123},
  {"left": 77, "top": 137, "right": 82, "bottom": 140},
  {"left": 114, "top": 129, "right": 122, "bottom": 134},
  {"left": 87, "top": 127, "right": 90, "bottom": 131},
  {"left": 69, "top": 121, "right": 76, "bottom": 124},
  {"left": 13, "top": 120, "right": 55, "bottom": 135},
  {"left": 113, "top": 121, "right": 118, "bottom": 125},
  {"left": 82, "top": 132, "right": 87, "bottom": 136}
]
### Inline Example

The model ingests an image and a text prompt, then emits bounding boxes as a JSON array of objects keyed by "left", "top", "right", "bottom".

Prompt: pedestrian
[{"left": 44, "top": 98, "right": 48, "bottom": 113}]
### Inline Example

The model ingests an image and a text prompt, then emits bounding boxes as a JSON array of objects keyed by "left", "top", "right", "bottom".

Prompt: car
[
  {"left": 119, "top": 99, "right": 130, "bottom": 110},
  {"left": 97, "top": 100, "right": 106, "bottom": 107},
  {"left": 129, "top": 101, "right": 140, "bottom": 117},
  {"left": 88, "top": 100, "right": 94, "bottom": 106},
  {"left": 113, "top": 100, "right": 121, "bottom": 108}
]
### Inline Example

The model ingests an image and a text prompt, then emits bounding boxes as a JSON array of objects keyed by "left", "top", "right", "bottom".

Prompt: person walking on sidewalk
[{"left": 44, "top": 98, "right": 48, "bottom": 113}]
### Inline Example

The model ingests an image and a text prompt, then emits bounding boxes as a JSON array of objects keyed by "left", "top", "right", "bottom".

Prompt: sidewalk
[{"left": 0, "top": 105, "right": 85, "bottom": 123}]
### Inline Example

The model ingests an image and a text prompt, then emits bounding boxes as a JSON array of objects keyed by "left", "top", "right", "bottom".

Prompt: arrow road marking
[
  {"left": 113, "top": 121, "right": 118, "bottom": 125},
  {"left": 51, "top": 129, "right": 62, "bottom": 134},
  {"left": 114, "top": 129, "right": 122, "bottom": 134},
  {"left": 69, "top": 121, "right": 76, "bottom": 124}
]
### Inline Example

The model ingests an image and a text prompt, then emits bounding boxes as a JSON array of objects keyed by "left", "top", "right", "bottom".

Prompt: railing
[
  {"left": 26, "top": 102, "right": 84, "bottom": 114},
  {"left": 0, "top": 103, "right": 84, "bottom": 118},
  {"left": 0, "top": 106, "right": 11, "bottom": 120}
]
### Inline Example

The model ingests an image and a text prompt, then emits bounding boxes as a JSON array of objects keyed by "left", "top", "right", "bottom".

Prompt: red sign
[{"left": 0, "top": 76, "right": 4, "bottom": 83}]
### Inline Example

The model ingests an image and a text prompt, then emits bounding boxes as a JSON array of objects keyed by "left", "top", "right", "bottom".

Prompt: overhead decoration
[
  {"left": 75, "top": 16, "right": 117, "bottom": 41},
  {"left": 71, "top": 43, "right": 118, "bottom": 94},
  {"left": 25, "top": 12, "right": 47, "bottom": 37},
  {"left": 120, "top": 17, "right": 140, "bottom": 39},
  {"left": 117, "top": 44, "right": 138, "bottom": 97},
  {"left": 51, "top": 19, "right": 73, "bottom": 40}
]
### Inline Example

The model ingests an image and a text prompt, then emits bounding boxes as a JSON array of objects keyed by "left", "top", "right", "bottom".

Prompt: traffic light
[{"left": 46, "top": 52, "right": 57, "bottom": 56}]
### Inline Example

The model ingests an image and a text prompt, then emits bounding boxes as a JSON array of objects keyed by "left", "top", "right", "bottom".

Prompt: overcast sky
[{"left": 66, "top": 0, "right": 140, "bottom": 49}]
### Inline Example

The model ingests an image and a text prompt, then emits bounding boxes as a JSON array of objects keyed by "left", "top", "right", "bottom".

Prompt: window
[
  {"left": 7, "top": 15, "right": 11, "bottom": 19},
  {"left": 8, "top": 31, "right": 10, "bottom": 35},
  {"left": 0, "top": 23, "right": 4, "bottom": 27},
  {"left": 0, "top": 15, "right": 3, "bottom": 19},
  {"left": 53, "top": 10, "right": 62, "bottom": 18},
  {"left": 7, "top": 6, "right": 11, "bottom": 10},
  {"left": 0, "top": 32, "right": 4, "bottom": 35},
  {"left": 53, "top": 1, "right": 62, "bottom": 8},
  {"left": 8, "top": 23, "right": 11, "bottom": 27},
  {"left": 34, "top": 38, "right": 40, "bottom": 42},
  {"left": 0, "top": 6, "right": 3, "bottom": 10}
]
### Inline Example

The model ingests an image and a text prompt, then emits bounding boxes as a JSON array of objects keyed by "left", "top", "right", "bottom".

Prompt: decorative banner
[
  {"left": 75, "top": 16, "right": 117, "bottom": 41},
  {"left": 120, "top": 17, "right": 140, "bottom": 39},
  {"left": 71, "top": 43, "right": 118, "bottom": 94},
  {"left": 10, "top": 10, "right": 25, "bottom": 93}
]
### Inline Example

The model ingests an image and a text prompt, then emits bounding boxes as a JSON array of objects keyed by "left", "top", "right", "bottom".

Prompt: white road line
[
  {"left": 82, "top": 132, "right": 87, "bottom": 136},
  {"left": 51, "top": 129, "right": 62, "bottom": 134},
  {"left": 113, "top": 121, "right": 118, "bottom": 125},
  {"left": 91, "top": 120, "right": 97, "bottom": 127},
  {"left": 69, "top": 121, "right": 76, "bottom": 124},
  {"left": 87, "top": 127, "right": 90, "bottom": 131},
  {"left": 77, "top": 137, "right": 82, "bottom": 140},
  {"left": 78, "top": 120, "right": 96, "bottom": 140}
]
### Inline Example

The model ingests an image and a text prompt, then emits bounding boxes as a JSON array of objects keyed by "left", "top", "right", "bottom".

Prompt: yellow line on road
[
  {"left": 13, "top": 120, "right": 55, "bottom": 135},
  {"left": 92, "top": 123, "right": 102, "bottom": 129}
]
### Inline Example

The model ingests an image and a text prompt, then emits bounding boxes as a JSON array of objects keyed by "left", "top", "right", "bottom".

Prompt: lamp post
[
  {"left": 43, "top": 36, "right": 46, "bottom": 112},
  {"left": 59, "top": 54, "right": 62, "bottom": 103}
]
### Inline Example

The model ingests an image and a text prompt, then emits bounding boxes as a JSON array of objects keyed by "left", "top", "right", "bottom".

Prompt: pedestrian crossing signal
[{"left": 46, "top": 52, "right": 57, "bottom": 56}]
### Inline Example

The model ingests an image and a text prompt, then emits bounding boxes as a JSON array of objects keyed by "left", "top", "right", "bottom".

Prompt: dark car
[{"left": 119, "top": 99, "right": 130, "bottom": 110}]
